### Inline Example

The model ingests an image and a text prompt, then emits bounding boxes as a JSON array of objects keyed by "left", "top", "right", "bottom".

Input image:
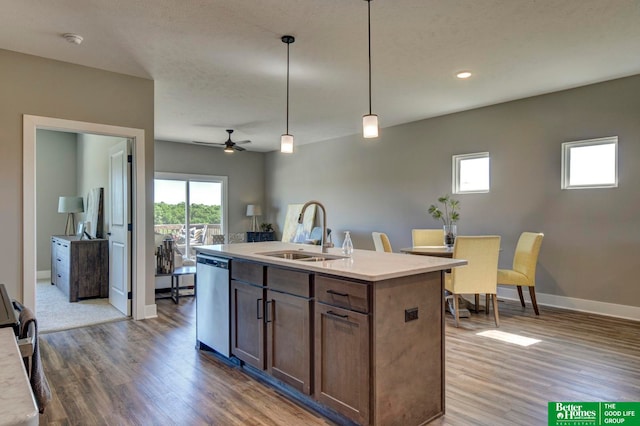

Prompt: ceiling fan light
[
  {"left": 363, "top": 114, "right": 379, "bottom": 138},
  {"left": 224, "top": 145, "right": 234, "bottom": 153},
  {"left": 281, "top": 134, "right": 294, "bottom": 153}
]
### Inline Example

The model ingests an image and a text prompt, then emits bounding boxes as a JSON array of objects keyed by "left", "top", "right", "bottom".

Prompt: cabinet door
[
  {"left": 315, "top": 303, "right": 370, "bottom": 425},
  {"left": 266, "top": 290, "right": 312, "bottom": 394},
  {"left": 231, "top": 280, "right": 265, "bottom": 369}
]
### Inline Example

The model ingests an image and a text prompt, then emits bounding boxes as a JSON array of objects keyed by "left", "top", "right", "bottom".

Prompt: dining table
[
  {"left": 399, "top": 245, "right": 476, "bottom": 318},
  {"left": 400, "top": 245, "right": 454, "bottom": 258}
]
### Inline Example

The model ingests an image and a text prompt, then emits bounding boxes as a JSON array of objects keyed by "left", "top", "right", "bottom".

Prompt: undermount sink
[{"left": 257, "top": 250, "right": 347, "bottom": 262}]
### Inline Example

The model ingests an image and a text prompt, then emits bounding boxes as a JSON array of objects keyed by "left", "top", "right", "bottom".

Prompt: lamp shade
[
  {"left": 58, "top": 196, "right": 84, "bottom": 213},
  {"left": 281, "top": 134, "right": 294, "bottom": 153},
  {"left": 246, "top": 204, "right": 262, "bottom": 216},
  {"left": 363, "top": 114, "right": 379, "bottom": 138}
]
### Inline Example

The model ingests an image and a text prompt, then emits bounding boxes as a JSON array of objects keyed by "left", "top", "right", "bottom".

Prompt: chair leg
[
  {"left": 516, "top": 286, "right": 525, "bottom": 307},
  {"left": 528, "top": 287, "right": 540, "bottom": 315},
  {"left": 453, "top": 295, "right": 460, "bottom": 327},
  {"left": 492, "top": 294, "right": 500, "bottom": 327},
  {"left": 474, "top": 294, "right": 480, "bottom": 313},
  {"left": 485, "top": 294, "right": 490, "bottom": 315}
]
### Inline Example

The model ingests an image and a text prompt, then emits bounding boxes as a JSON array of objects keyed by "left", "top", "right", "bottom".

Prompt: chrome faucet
[{"left": 298, "top": 200, "right": 329, "bottom": 253}]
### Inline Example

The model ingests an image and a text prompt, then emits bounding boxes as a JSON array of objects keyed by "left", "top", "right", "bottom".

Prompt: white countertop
[
  {"left": 0, "top": 328, "right": 39, "bottom": 426},
  {"left": 196, "top": 241, "right": 466, "bottom": 281}
]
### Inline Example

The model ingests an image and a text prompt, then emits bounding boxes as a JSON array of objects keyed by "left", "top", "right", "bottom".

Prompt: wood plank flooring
[{"left": 38, "top": 298, "right": 639, "bottom": 425}]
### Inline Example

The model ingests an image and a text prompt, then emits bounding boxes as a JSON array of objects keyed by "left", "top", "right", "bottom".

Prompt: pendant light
[
  {"left": 363, "top": 0, "right": 379, "bottom": 138},
  {"left": 281, "top": 35, "right": 295, "bottom": 153}
]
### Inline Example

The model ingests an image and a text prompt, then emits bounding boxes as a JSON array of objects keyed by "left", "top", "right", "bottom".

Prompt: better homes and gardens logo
[
  {"left": 552, "top": 403, "right": 597, "bottom": 424},
  {"left": 549, "top": 402, "right": 639, "bottom": 425}
]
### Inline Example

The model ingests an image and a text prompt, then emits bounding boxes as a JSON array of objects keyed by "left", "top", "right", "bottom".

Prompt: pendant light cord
[
  {"left": 286, "top": 40, "right": 290, "bottom": 134},
  {"left": 367, "top": 0, "right": 372, "bottom": 115}
]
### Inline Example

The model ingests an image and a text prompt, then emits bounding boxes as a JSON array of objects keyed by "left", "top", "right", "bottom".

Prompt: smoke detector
[{"left": 62, "top": 33, "right": 83, "bottom": 45}]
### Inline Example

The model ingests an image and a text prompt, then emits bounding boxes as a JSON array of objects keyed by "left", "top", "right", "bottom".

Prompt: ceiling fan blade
[
  {"left": 233, "top": 139, "right": 251, "bottom": 145},
  {"left": 192, "top": 140, "right": 226, "bottom": 146},
  {"left": 234, "top": 145, "right": 247, "bottom": 151}
]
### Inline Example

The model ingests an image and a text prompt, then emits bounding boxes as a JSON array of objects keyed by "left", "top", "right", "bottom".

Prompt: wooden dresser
[{"left": 51, "top": 235, "right": 109, "bottom": 302}]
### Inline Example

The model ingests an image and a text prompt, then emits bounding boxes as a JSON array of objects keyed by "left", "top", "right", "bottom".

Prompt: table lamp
[
  {"left": 246, "top": 204, "right": 262, "bottom": 232},
  {"left": 58, "top": 196, "right": 84, "bottom": 235}
]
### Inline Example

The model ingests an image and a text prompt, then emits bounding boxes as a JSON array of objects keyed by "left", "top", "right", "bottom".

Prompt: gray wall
[
  {"left": 36, "top": 130, "right": 78, "bottom": 271},
  {"left": 155, "top": 140, "right": 266, "bottom": 233},
  {"left": 77, "top": 133, "right": 124, "bottom": 237},
  {"left": 0, "top": 48, "right": 155, "bottom": 305},
  {"left": 265, "top": 74, "right": 640, "bottom": 308}
]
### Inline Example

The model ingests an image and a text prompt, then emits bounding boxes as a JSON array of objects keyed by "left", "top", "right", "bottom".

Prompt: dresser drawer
[
  {"left": 231, "top": 260, "right": 264, "bottom": 285},
  {"left": 315, "top": 275, "right": 370, "bottom": 314},
  {"left": 267, "top": 267, "right": 311, "bottom": 298}
]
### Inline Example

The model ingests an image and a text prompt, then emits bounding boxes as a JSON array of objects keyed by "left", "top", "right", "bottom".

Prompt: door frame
[{"left": 23, "top": 114, "right": 148, "bottom": 320}]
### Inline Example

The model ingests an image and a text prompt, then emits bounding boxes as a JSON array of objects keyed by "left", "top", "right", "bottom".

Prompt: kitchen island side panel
[{"left": 372, "top": 271, "right": 444, "bottom": 425}]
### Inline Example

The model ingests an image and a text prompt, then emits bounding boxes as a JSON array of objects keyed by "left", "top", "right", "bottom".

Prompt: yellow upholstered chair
[
  {"left": 445, "top": 236, "right": 501, "bottom": 327},
  {"left": 411, "top": 229, "right": 444, "bottom": 246},
  {"left": 372, "top": 232, "right": 393, "bottom": 253},
  {"left": 497, "top": 232, "right": 544, "bottom": 315}
]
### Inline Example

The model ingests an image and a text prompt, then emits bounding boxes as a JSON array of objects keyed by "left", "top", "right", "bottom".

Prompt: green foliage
[
  {"left": 154, "top": 202, "right": 221, "bottom": 225},
  {"left": 260, "top": 223, "right": 274, "bottom": 232},
  {"left": 427, "top": 194, "right": 460, "bottom": 226}
]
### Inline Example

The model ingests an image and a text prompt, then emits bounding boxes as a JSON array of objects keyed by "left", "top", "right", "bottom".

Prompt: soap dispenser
[{"left": 342, "top": 231, "right": 354, "bottom": 256}]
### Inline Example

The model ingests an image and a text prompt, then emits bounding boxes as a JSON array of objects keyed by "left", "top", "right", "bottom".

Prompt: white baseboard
[
  {"left": 498, "top": 287, "right": 640, "bottom": 322},
  {"left": 37, "top": 270, "right": 51, "bottom": 280},
  {"left": 144, "top": 304, "right": 158, "bottom": 319}
]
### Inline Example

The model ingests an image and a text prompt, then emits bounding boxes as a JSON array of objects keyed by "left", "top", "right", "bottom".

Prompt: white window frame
[
  {"left": 154, "top": 172, "right": 228, "bottom": 255},
  {"left": 452, "top": 152, "right": 490, "bottom": 194},
  {"left": 561, "top": 136, "right": 618, "bottom": 190}
]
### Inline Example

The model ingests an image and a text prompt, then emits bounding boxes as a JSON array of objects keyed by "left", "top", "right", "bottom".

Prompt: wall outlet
[{"left": 405, "top": 307, "right": 419, "bottom": 322}]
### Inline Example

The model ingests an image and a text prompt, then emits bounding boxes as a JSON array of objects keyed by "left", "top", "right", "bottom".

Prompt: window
[
  {"left": 154, "top": 173, "right": 228, "bottom": 259},
  {"left": 561, "top": 137, "right": 618, "bottom": 189},
  {"left": 453, "top": 152, "right": 490, "bottom": 194}
]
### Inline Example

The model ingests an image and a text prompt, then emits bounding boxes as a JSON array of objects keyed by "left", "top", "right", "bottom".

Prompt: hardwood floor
[{"left": 38, "top": 297, "right": 640, "bottom": 425}]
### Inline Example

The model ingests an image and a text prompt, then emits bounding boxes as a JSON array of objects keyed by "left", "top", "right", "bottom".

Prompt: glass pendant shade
[
  {"left": 363, "top": 114, "right": 379, "bottom": 138},
  {"left": 224, "top": 145, "right": 234, "bottom": 153},
  {"left": 281, "top": 134, "right": 294, "bottom": 153}
]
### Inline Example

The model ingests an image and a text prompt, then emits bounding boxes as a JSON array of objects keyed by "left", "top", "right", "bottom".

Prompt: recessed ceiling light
[
  {"left": 62, "top": 33, "right": 83, "bottom": 45},
  {"left": 456, "top": 71, "right": 472, "bottom": 79}
]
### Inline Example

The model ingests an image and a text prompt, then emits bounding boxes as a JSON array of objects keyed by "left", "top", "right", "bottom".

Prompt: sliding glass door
[{"left": 154, "top": 173, "right": 227, "bottom": 259}]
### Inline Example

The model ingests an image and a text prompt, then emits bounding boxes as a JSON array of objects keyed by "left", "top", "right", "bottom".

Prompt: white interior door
[{"left": 108, "top": 140, "right": 131, "bottom": 315}]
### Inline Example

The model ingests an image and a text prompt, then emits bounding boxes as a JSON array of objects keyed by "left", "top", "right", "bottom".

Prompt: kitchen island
[{"left": 196, "top": 241, "right": 466, "bottom": 426}]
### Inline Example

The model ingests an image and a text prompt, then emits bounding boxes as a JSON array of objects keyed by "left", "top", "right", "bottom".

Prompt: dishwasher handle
[{"left": 197, "top": 255, "right": 229, "bottom": 269}]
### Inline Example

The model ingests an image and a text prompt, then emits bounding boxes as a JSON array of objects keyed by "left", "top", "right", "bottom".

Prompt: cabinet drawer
[
  {"left": 231, "top": 260, "right": 264, "bottom": 285},
  {"left": 316, "top": 276, "right": 369, "bottom": 314},
  {"left": 267, "top": 267, "right": 311, "bottom": 298}
]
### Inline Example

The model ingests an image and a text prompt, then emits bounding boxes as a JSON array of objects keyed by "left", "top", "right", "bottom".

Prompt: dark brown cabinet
[
  {"left": 314, "top": 275, "right": 370, "bottom": 425},
  {"left": 231, "top": 260, "right": 266, "bottom": 369},
  {"left": 266, "top": 267, "right": 312, "bottom": 395},
  {"left": 51, "top": 235, "right": 109, "bottom": 302},
  {"left": 230, "top": 261, "right": 313, "bottom": 395},
  {"left": 231, "top": 279, "right": 266, "bottom": 369}
]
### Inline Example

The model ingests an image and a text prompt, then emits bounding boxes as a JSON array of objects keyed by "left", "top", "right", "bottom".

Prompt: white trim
[
  {"left": 37, "top": 270, "right": 51, "bottom": 280},
  {"left": 23, "top": 115, "right": 148, "bottom": 320},
  {"left": 452, "top": 152, "right": 490, "bottom": 194},
  {"left": 144, "top": 304, "right": 158, "bottom": 319},
  {"left": 498, "top": 287, "right": 640, "bottom": 321},
  {"left": 154, "top": 172, "right": 229, "bottom": 246},
  {"left": 561, "top": 136, "right": 618, "bottom": 189}
]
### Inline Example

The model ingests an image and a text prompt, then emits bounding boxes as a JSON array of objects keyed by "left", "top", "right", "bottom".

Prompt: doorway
[
  {"left": 35, "top": 130, "right": 128, "bottom": 331},
  {"left": 23, "top": 115, "right": 148, "bottom": 321}
]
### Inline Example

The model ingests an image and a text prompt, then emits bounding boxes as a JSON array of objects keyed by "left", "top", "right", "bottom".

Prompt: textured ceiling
[{"left": 2, "top": 0, "right": 640, "bottom": 152}]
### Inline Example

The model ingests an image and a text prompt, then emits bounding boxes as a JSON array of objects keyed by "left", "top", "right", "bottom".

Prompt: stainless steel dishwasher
[{"left": 195, "top": 253, "right": 230, "bottom": 357}]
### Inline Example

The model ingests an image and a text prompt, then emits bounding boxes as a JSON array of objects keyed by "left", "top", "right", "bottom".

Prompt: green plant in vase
[{"left": 428, "top": 195, "right": 460, "bottom": 247}]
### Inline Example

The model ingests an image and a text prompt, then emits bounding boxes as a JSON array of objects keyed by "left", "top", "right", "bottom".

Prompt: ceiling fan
[{"left": 193, "top": 129, "right": 251, "bottom": 153}]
